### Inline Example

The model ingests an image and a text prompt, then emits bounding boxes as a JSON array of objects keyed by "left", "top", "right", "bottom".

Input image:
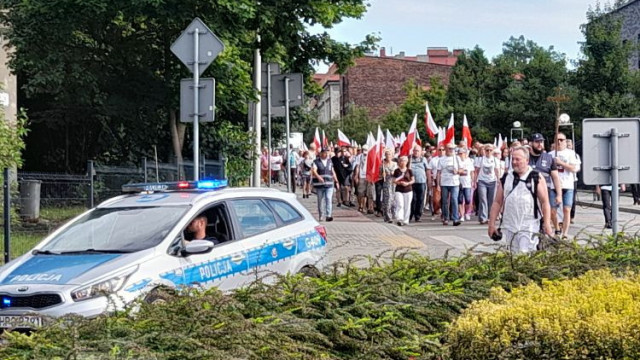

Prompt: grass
[
  {"left": 39, "top": 206, "right": 87, "bottom": 222},
  {"left": 0, "top": 206, "right": 87, "bottom": 262}
]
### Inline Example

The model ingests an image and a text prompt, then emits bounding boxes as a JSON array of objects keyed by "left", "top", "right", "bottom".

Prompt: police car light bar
[{"left": 121, "top": 179, "right": 228, "bottom": 193}]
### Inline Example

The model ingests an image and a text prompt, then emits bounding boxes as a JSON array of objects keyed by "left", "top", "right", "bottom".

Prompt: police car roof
[{"left": 98, "top": 187, "right": 287, "bottom": 208}]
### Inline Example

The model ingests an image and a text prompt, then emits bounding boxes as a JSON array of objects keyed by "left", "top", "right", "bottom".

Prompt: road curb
[{"left": 576, "top": 201, "right": 640, "bottom": 215}]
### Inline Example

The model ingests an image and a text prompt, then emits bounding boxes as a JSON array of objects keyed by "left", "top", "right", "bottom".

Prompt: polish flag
[
  {"left": 301, "top": 142, "right": 308, "bottom": 151},
  {"left": 497, "top": 133, "right": 504, "bottom": 151},
  {"left": 437, "top": 127, "right": 446, "bottom": 147},
  {"left": 425, "top": 102, "right": 438, "bottom": 138},
  {"left": 444, "top": 113, "right": 455, "bottom": 145},
  {"left": 337, "top": 129, "right": 351, "bottom": 147},
  {"left": 416, "top": 130, "right": 422, "bottom": 146},
  {"left": 322, "top": 130, "right": 329, "bottom": 149},
  {"left": 399, "top": 114, "right": 418, "bottom": 157},
  {"left": 313, "top": 128, "right": 321, "bottom": 150},
  {"left": 385, "top": 129, "right": 395, "bottom": 152},
  {"left": 462, "top": 114, "right": 473, "bottom": 148},
  {"left": 366, "top": 132, "right": 375, "bottom": 149},
  {"left": 366, "top": 126, "right": 384, "bottom": 183},
  {"left": 399, "top": 132, "right": 406, "bottom": 146}
]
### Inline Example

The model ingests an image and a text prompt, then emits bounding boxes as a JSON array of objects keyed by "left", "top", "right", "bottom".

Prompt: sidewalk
[
  {"left": 576, "top": 190, "right": 640, "bottom": 215},
  {"left": 268, "top": 183, "right": 429, "bottom": 263}
]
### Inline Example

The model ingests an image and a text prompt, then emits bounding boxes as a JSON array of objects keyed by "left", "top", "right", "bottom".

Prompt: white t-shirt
[
  {"left": 475, "top": 156, "right": 498, "bottom": 182},
  {"left": 428, "top": 156, "right": 440, "bottom": 177},
  {"left": 437, "top": 155, "right": 461, "bottom": 187},
  {"left": 270, "top": 155, "right": 283, "bottom": 171},
  {"left": 459, "top": 158, "right": 475, "bottom": 188},
  {"left": 549, "top": 149, "right": 581, "bottom": 189},
  {"left": 357, "top": 153, "right": 368, "bottom": 179}
]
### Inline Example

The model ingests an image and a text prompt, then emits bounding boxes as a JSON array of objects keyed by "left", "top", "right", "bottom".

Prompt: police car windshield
[{"left": 39, "top": 206, "right": 188, "bottom": 253}]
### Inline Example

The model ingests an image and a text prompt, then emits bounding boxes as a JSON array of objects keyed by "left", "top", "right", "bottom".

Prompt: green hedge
[{"left": 2, "top": 234, "right": 640, "bottom": 359}]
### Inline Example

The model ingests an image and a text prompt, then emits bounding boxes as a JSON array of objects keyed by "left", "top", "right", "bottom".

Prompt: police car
[{"left": 0, "top": 180, "right": 327, "bottom": 329}]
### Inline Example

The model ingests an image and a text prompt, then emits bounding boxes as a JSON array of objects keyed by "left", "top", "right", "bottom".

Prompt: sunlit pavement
[{"left": 266, "top": 183, "right": 640, "bottom": 263}]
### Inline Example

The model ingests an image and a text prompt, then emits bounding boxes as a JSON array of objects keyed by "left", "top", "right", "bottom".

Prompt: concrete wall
[
  {"left": 316, "top": 82, "right": 340, "bottom": 124},
  {"left": 0, "top": 33, "right": 17, "bottom": 124}
]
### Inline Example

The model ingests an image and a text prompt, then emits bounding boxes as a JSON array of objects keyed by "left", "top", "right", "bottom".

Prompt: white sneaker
[
  {"left": 460, "top": 216, "right": 465, "bottom": 222},
  {"left": 465, "top": 214, "right": 471, "bottom": 221}
]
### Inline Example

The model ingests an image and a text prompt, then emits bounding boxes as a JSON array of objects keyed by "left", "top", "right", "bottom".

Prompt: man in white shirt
[
  {"left": 437, "top": 144, "right": 464, "bottom": 226},
  {"left": 549, "top": 133, "right": 581, "bottom": 238}
]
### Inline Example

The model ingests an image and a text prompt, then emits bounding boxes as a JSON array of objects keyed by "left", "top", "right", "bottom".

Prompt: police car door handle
[
  {"left": 283, "top": 239, "right": 295, "bottom": 248},
  {"left": 231, "top": 254, "right": 245, "bottom": 263}
]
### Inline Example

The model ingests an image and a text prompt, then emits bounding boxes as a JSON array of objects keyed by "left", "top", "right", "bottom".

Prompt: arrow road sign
[{"left": 171, "top": 17, "right": 224, "bottom": 76}]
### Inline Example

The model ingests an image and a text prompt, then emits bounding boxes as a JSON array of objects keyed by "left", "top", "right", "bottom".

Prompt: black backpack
[{"left": 500, "top": 170, "right": 541, "bottom": 219}]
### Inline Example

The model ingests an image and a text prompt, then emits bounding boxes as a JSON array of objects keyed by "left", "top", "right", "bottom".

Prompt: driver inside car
[{"left": 185, "top": 214, "right": 219, "bottom": 244}]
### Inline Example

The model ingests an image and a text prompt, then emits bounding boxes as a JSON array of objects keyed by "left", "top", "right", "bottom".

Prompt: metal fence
[{"left": 0, "top": 157, "right": 225, "bottom": 263}]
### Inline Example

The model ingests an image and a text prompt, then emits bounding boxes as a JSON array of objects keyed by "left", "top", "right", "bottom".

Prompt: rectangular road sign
[
  {"left": 270, "top": 73, "right": 304, "bottom": 108},
  {"left": 582, "top": 118, "right": 640, "bottom": 185},
  {"left": 180, "top": 78, "right": 215, "bottom": 123},
  {"left": 261, "top": 63, "right": 284, "bottom": 119}
]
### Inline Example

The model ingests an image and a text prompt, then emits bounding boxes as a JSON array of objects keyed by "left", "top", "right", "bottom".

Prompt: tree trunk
[{"left": 170, "top": 110, "right": 186, "bottom": 178}]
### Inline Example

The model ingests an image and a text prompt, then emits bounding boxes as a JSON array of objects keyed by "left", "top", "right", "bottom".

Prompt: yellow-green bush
[{"left": 446, "top": 269, "right": 640, "bottom": 360}]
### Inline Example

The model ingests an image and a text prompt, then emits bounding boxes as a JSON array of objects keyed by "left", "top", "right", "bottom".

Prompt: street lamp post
[{"left": 511, "top": 121, "right": 523, "bottom": 142}]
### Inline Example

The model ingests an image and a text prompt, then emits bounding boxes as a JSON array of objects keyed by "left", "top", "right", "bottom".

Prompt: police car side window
[
  {"left": 266, "top": 200, "right": 302, "bottom": 223},
  {"left": 230, "top": 199, "right": 277, "bottom": 238}
]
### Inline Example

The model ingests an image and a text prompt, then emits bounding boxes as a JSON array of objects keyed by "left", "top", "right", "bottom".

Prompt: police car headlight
[{"left": 71, "top": 266, "right": 138, "bottom": 302}]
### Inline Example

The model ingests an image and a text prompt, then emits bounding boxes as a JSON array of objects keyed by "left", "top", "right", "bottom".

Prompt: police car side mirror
[{"left": 183, "top": 240, "right": 214, "bottom": 255}]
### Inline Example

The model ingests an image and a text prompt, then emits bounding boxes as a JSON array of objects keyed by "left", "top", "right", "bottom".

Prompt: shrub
[{"left": 445, "top": 269, "right": 640, "bottom": 360}]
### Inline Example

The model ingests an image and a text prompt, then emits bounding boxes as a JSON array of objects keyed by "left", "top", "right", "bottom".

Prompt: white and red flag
[
  {"left": 462, "top": 114, "right": 473, "bottom": 148},
  {"left": 366, "top": 126, "right": 385, "bottom": 183},
  {"left": 497, "top": 133, "right": 504, "bottom": 151},
  {"left": 425, "top": 101, "right": 438, "bottom": 139},
  {"left": 399, "top": 114, "right": 418, "bottom": 157},
  {"left": 313, "top": 128, "right": 321, "bottom": 150},
  {"left": 322, "top": 130, "right": 329, "bottom": 149},
  {"left": 337, "top": 129, "right": 351, "bottom": 147},
  {"left": 444, "top": 113, "right": 455, "bottom": 145},
  {"left": 366, "top": 132, "right": 375, "bottom": 149},
  {"left": 437, "top": 126, "right": 446, "bottom": 147},
  {"left": 385, "top": 129, "right": 395, "bottom": 152}
]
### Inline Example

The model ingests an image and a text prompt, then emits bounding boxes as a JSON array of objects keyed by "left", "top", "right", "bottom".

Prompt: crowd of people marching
[{"left": 261, "top": 127, "right": 640, "bottom": 254}]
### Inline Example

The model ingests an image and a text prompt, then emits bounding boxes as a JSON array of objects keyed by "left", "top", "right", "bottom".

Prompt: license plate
[{"left": 0, "top": 315, "right": 42, "bottom": 329}]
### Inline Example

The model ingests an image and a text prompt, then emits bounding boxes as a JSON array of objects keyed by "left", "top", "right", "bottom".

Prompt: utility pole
[
  {"left": 252, "top": 36, "right": 262, "bottom": 188},
  {"left": 547, "top": 87, "right": 570, "bottom": 152}
]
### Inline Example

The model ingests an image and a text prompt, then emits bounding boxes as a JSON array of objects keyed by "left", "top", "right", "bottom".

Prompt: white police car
[{"left": 0, "top": 180, "right": 327, "bottom": 329}]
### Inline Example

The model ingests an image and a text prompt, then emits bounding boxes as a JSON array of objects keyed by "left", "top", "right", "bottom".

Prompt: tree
[
  {"left": 445, "top": 46, "right": 492, "bottom": 141},
  {"left": 0, "top": 0, "right": 376, "bottom": 173},
  {"left": 382, "top": 78, "right": 451, "bottom": 145}
]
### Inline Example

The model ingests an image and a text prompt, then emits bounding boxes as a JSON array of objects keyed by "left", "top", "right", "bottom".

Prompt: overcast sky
[{"left": 312, "top": 0, "right": 595, "bottom": 71}]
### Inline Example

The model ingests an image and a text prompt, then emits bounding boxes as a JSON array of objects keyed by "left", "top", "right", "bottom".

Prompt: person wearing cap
[
  {"left": 410, "top": 144, "right": 429, "bottom": 222},
  {"left": 529, "top": 133, "right": 563, "bottom": 233},
  {"left": 311, "top": 148, "right": 339, "bottom": 221},
  {"left": 354, "top": 144, "right": 374, "bottom": 214}
]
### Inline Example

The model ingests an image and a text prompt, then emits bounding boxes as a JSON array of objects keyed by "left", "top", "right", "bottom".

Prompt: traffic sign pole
[
  {"left": 285, "top": 76, "right": 291, "bottom": 193},
  {"left": 610, "top": 127, "right": 620, "bottom": 234},
  {"left": 267, "top": 63, "right": 272, "bottom": 188},
  {"left": 193, "top": 28, "right": 200, "bottom": 181}
]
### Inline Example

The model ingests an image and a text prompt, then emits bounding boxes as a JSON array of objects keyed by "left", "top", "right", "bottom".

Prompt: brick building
[
  {"left": 612, "top": 0, "right": 640, "bottom": 69},
  {"left": 313, "top": 47, "right": 459, "bottom": 122}
]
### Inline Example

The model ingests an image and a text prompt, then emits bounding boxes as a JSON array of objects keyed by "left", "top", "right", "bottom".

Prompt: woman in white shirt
[
  {"left": 457, "top": 148, "right": 475, "bottom": 221},
  {"left": 473, "top": 144, "right": 500, "bottom": 224}
]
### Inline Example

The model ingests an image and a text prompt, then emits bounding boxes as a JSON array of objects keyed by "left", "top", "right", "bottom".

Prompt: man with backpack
[{"left": 488, "top": 146, "right": 553, "bottom": 254}]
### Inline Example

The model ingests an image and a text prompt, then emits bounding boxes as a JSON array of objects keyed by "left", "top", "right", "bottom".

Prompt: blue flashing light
[
  {"left": 2, "top": 297, "right": 11, "bottom": 307},
  {"left": 197, "top": 179, "right": 228, "bottom": 189}
]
